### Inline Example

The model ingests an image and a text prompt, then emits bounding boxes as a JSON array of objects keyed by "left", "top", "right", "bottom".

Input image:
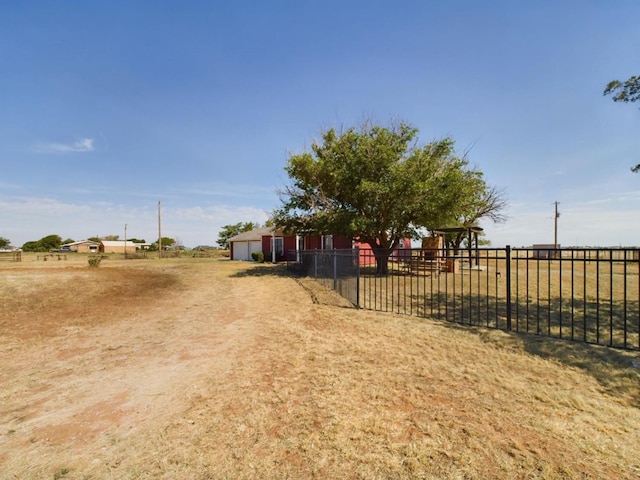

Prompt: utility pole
[
  {"left": 554, "top": 201, "right": 560, "bottom": 250},
  {"left": 158, "top": 201, "right": 162, "bottom": 259}
]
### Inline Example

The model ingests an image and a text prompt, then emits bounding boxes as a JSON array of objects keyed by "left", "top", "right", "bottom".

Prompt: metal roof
[
  {"left": 100, "top": 241, "right": 141, "bottom": 247},
  {"left": 433, "top": 226, "right": 484, "bottom": 234}
]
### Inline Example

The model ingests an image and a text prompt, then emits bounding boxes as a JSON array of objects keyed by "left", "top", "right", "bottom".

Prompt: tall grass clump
[{"left": 88, "top": 256, "right": 103, "bottom": 268}]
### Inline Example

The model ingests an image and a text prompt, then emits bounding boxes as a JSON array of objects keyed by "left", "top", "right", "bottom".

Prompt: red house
[{"left": 229, "top": 227, "right": 411, "bottom": 264}]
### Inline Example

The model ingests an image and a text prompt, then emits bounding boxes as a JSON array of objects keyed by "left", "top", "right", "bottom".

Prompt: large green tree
[
  {"left": 0, "top": 237, "right": 10, "bottom": 249},
  {"left": 21, "top": 234, "right": 62, "bottom": 252},
  {"left": 274, "top": 120, "right": 493, "bottom": 274},
  {"left": 604, "top": 74, "right": 639, "bottom": 172}
]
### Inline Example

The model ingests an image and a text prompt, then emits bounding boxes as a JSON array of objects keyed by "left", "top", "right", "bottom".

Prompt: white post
[{"left": 272, "top": 231, "right": 276, "bottom": 263}]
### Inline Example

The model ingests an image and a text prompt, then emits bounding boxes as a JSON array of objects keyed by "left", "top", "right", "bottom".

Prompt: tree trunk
[{"left": 372, "top": 246, "right": 392, "bottom": 275}]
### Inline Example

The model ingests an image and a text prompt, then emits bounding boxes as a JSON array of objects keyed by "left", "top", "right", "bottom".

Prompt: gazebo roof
[{"left": 433, "top": 226, "right": 484, "bottom": 234}]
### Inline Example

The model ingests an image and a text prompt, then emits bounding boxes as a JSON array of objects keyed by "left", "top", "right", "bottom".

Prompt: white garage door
[
  {"left": 232, "top": 241, "right": 262, "bottom": 261},
  {"left": 248, "top": 241, "right": 262, "bottom": 258},
  {"left": 232, "top": 242, "right": 249, "bottom": 261}
]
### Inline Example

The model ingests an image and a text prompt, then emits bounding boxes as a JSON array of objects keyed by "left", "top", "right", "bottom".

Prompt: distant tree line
[
  {"left": 15, "top": 234, "right": 176, "bottom": 252},
  {"left": 21, "top": 234, "right": 65, "bottom": 252}
]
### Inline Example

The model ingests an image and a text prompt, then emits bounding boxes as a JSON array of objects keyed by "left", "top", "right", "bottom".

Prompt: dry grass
[
  {"left": 360, "top": 256, "right": 640, "bottom": 348},
  {"left": 0, "top": 253, "right": 639, "bottom": 479}
]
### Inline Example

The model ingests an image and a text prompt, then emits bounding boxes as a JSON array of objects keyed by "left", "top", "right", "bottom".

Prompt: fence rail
[
  {"left": 0, "top": 251, "right": 21, "bottom": 262},
  {"left": 288, "top": 247, "right": 640, "bottom": 351},
  {"left": 287, "top": 249, "right": 360, "bottom": 307}
]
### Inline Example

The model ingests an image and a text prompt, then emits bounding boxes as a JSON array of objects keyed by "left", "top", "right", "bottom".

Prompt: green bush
[
  {"left": 251, "top": 251, "right": 264, "bottom": 263},
  {"left": 88, "top": 255, "right": 103, "bottom": 267}
]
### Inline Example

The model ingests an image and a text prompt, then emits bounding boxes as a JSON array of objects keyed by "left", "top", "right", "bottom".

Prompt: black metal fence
[
  {"left": 288, "top": 247, "right": 640, "bottom": 351},
  {"left": 287, "top": 249, "right": 360, "bottom": 307}
]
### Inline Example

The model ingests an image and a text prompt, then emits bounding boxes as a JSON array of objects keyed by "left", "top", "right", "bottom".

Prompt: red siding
[
  {"left": 260, "top": 235, "right": 299, "bottom": 262},
  {"left": 354, "top": 238, "right": 412, "bottom": 265},
  {"left": 259, "top": 233, "right": 410, "bottom": 264},
  {"left": 283, "top": 236, "right": 296, "bottom": 255},
  {"left": 305, "top": 235, "right": 321, "bottom": 250},
  {"left": 333, "top": 236, "right": 352, "bottom": 249}
]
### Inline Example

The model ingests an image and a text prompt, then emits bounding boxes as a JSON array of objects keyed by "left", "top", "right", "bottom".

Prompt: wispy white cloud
[{"left": 33, "top": 138, "right": 95, "bottom": 154}]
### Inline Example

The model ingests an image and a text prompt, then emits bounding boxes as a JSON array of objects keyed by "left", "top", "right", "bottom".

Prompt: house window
[
  {"left": 270, "top": 237, "right": 284, "bottom": 256},
  {"left": 322, "top": 235, "right": 333, "bottom": 250}
]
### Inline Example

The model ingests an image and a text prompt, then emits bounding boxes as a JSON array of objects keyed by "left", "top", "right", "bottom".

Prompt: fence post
[
  {"left": 314, "top": 250, "right": 318, "bottom": 279},
  {"left": 355, "top": 247, "right": 360, "bottom": 309},
  {"left": 506, "top": 245, "right": 512, "bottom": 330},
  {"left": 333, "top": 250, "right": 338, "bottom": 290}
]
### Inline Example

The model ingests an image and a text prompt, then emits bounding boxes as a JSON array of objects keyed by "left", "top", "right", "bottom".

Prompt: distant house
[
  {"left": 64, "top": 240, "right": 100, "bottom": 253},
  {"left": 228, "top": 227, "right": 411, "bottom": 263},
  {"left": 99, "top": 240, "right": 141, "bottom": 254}
]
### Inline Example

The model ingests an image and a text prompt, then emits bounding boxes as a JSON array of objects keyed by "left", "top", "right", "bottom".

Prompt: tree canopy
[
  {"left": 441, "top": 185, "right": 508, "bottom": 252},
  {"left": 274, "top": 120, "right": 502, "bottom": 273},
  {"left": 21, "top": 234, "right": 63, "bottom": 252},
  {"left": 604, "top": 74, "right": 639, "bottom": 172},
  {"left": 604, "top": 75, "right": 640, "bottom": 104},
  {"left": 217, "top": 222, "right": 261, "bottom": 249},
  {"left": 0, "top": 237, "right": 10, "bottom": 249},
  {"left": 148, "top": 237, "right": 176, "bottom": 251}
]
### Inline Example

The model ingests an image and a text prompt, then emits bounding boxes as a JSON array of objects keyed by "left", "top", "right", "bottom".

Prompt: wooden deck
[{"left": 407, "top": 257, "right": 445, "bottom": 276}]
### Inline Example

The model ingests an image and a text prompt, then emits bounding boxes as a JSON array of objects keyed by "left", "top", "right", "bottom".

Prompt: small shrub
[
  {"left": 53, "top": 468, "right": 70, "bottom": 479},
  {"left": 88, "top": 256, "right": 103, "bottom": 268},
  {"left": 251, "top": 251, "right": 264, "bottom": 263}
]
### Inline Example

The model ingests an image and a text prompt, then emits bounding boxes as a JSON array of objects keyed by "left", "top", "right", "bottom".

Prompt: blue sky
[{"left": 1, "top": 1, "right": 639, "bottom": 248}]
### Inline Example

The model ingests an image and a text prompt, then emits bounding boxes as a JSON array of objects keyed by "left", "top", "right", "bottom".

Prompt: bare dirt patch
[{"left": 1, "top": 255, "right": 639, "bottom": 479}]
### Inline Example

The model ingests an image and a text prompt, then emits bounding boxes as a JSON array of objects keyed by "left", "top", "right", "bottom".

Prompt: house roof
[
  {"left": 228, "top": 227, "right": 285, "bottom": 242},
  {"left": 100, "top": 240, "right": 140, "bottom": 247},
  {"left": 67, "top": 240, "right": 100, "bottom": 246},
  {"left": 433, "top": 226, "right": 484, "bottom": 234}
]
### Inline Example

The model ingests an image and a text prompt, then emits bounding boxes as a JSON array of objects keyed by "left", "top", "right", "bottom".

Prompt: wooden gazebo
[{"left": 433, "top": 226, "right": 484, "bottom": 269}]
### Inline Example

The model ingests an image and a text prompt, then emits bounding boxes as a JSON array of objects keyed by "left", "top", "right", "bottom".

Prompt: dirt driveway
[
  {"left": 0, "top": 258, "right": 304, "bottom": 477},
  {"left": 1, "top": 256, "right": 639, "bottom": 479}
]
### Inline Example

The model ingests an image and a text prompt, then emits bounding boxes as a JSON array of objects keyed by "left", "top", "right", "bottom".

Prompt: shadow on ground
[
  {"left": 448, "top": 323, "right": 640, "bottom": 408},
  {"left": 231, "top": 265, "right": 640, "bottom": 408},
  {"left": 230, "top": 263, "right": 291, "bottom": 278}
]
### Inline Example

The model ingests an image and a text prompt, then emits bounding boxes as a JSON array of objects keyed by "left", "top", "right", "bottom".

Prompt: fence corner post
[{"left": 506, "top": 245, "right": 512, "bottom": 330}]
